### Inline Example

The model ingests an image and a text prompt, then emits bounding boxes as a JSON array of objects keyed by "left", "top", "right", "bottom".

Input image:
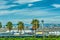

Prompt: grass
[
  {"left": 0, "top": 37, "right": 41, "bottom": 40},
  {"left": 0, "top": 37, "right": 60, "bottom": 40}
]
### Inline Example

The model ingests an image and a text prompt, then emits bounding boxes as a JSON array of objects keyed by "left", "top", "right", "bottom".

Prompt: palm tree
[
  {"left": 31, "top": 19, "right": 39, "bottom": 37},
  {"left": 0, "top": 22, "right": 2, "bottom": 28},
  {"left": 17, "top": 21, "right": 24, "bottom": 35},
  {"left": 6, "top": 21, "right": 13, "bottom": 32}
]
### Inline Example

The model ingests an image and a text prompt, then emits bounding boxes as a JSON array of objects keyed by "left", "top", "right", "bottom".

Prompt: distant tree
[
  {"left": 17, "top": 21, "right": 24, "bottom": 35},
  {"left": 6, "top": 21, "right": 13, "bottom": 32},
  {"left": 0, "top": 22, "right": 2, "bottom": 28},
  {"left": 31, "top": 19, "right": 39, "bottom": 37}
]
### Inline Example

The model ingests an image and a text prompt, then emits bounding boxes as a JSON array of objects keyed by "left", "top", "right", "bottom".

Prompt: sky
[{"left": 0, "top": 0, "right": 60, "bottom": 25}]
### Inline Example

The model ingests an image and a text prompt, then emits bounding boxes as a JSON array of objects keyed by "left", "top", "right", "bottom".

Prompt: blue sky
[{"left": 0, "top": 0, "right": 60, "bottom": 25}]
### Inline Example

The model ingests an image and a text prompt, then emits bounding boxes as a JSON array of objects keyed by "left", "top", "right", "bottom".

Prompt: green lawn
[
  {"left": 0, "top": 37, "right": 41, "bottom": 40},
  {"left": 0, "top": 37, "right": 60, "bottom": 40}
]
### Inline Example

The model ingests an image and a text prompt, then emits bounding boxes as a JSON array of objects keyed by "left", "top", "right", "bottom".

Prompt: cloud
[
  {"left": 1, "top": 16, "right": 60, "bottom": 25},
  {"left": 14, "top": 0, "right": 42, "bottom": 4},
  {"left": 52, "top": 16, "right": 60, "bottom": 19},
  {"left": 0, "top": 7, "right": 59, "bottom": 16},
  {"left": 36, "top": 16, "right": 60, "bottom": 24},
  {"left": 0, "top": 1, "right": 7, "bottom": 5},
  {"left": 0, "top": 19, "right": 32, "bottom": 25},
  {"left": 52, "top": 4, "right": 60, "bottom": 8},
  {"left": 0, "top": 0, "right": 18, "bottom": 10},
  {"left": 0, "top": 8, "right": 60, "bottom": 25},
  {"left": 0, "top": 0, "right": 60, "bottom": 25},
  {"left": 0, "top": 10, "right": 12, "bottom": 15},
  {"left": 0, "top": 10, "right": 18, "bottom": 15},
  {"left": 28, "top": 4, "right": 33, "bottom": 7},
  {"left": 0, "top": 8, "right": 47, "bottom": 15},
  {"left": 0, "top": 5, "right": 17, "bottom": 9}
]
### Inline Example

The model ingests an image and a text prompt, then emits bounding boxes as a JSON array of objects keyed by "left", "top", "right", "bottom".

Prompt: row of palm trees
[{"left": 0, "top": 19, "right": 44, "bottom": 35}]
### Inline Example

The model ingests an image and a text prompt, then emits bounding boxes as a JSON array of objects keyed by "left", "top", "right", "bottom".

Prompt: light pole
[{"left": 41, "top": 20, "right": 44, "bottom": 40}]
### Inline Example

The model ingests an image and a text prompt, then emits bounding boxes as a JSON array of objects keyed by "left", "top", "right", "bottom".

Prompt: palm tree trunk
[
  {"left": 34, "top": 30, "right": 36, "bottom": 38},
  {"left": 20, "top": 30, "right": 22, "bottom": 35},
  {"left": 9, "top": 30, "right": 11, "bottom": 38},
  {"left": 18, "top": 30, "right": 20, "bottom": 36}
]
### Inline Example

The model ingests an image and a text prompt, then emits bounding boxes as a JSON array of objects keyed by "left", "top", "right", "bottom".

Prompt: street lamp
[
  {"left": 41, "top": 20, "right": 44, "bottom": 40},
  {"left": 41, "top": 20, "right": 44, "bottom": 29}
]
